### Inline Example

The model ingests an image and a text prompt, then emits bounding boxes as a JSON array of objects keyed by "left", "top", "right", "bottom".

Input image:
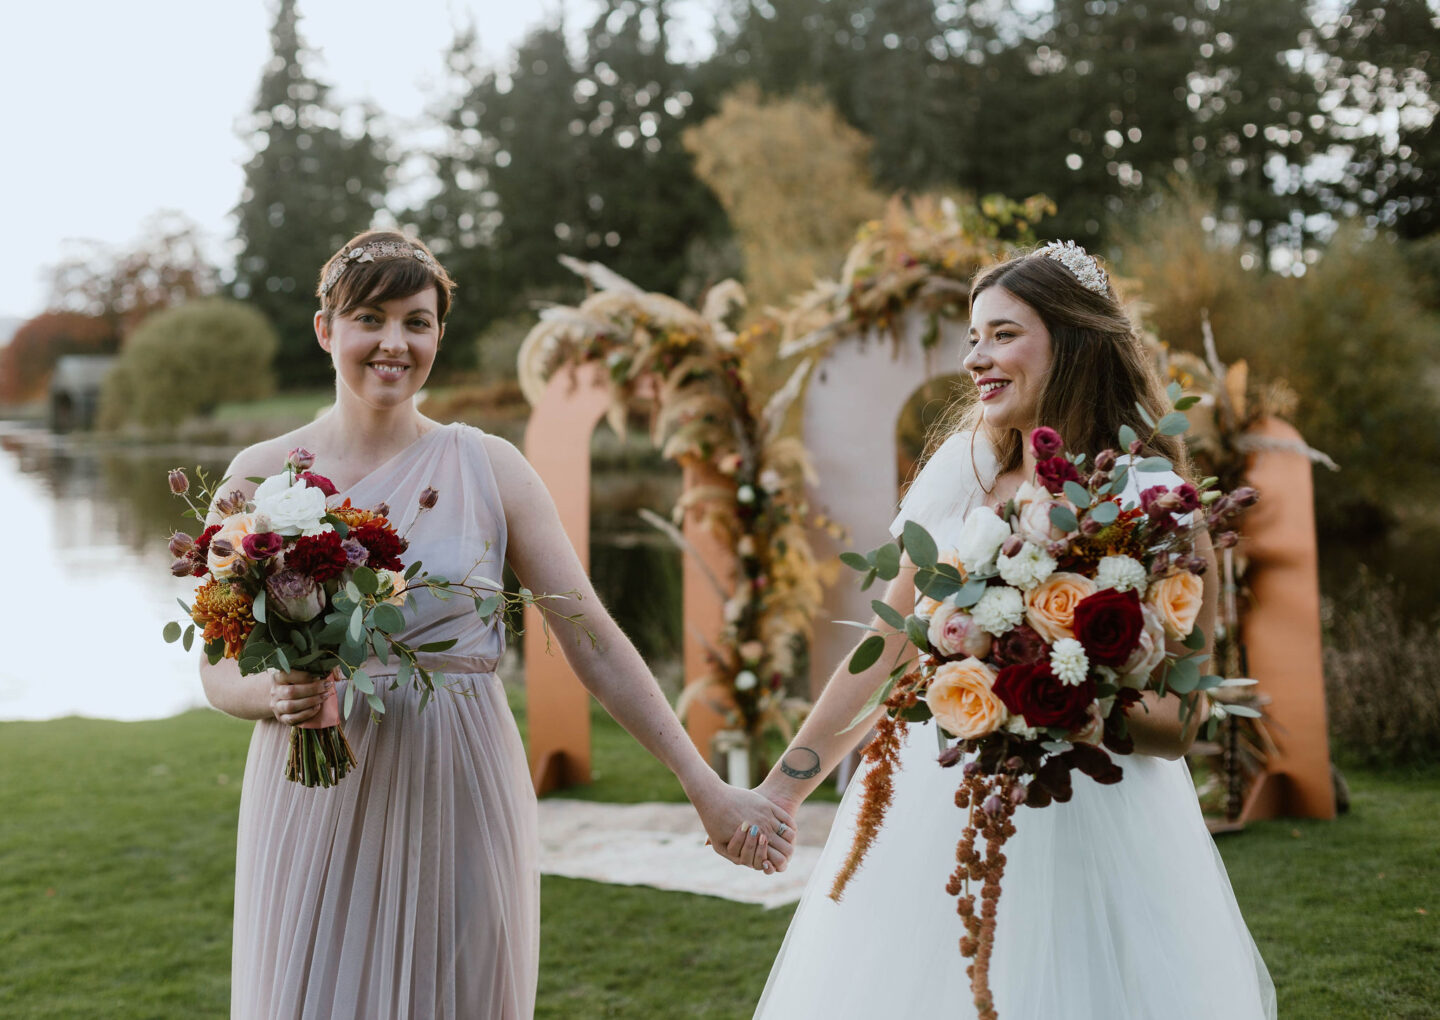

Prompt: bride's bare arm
[
  {"left": 753, "top": 562, "right": 919, "bottom": 816},
  {"left": 486, "top": 436, "right": 794, "bottom": 868},
  {"left": 1126, "top": 530, "right": 1217, "bottom": 760}
]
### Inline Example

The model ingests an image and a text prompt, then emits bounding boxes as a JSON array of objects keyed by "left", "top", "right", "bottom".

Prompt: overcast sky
[{"left": 0, "top": 0, "right": 716, "bottom": 320}]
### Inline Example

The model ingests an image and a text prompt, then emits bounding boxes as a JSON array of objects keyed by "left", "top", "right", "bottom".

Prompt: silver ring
[{"left": 776, "top": 823, "right": 788, "bottom": 838}]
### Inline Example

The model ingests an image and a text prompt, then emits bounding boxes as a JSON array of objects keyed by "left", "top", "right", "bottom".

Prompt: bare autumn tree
[
  {"left": 46, "top": 211, "right": 218, "bottom": 337},
  {"left": 684, "top": 85, "right": 884, "bottom": 308}
]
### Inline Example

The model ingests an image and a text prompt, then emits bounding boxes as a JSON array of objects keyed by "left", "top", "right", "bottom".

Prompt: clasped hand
[{"left": 692, "top": 778, "right": 797, "bottom": 874}]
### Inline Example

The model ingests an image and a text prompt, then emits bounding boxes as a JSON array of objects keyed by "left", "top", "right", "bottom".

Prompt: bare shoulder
[{"left": 479, "top": 434, "right": 554, "bottom": 515}]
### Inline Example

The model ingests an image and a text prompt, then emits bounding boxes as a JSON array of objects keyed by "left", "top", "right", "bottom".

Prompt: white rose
[
  {"left": 252, "top": 472, "right": 330, "bottom": 537},
  {"left": 954, "top": 506, "right": 1012, "bottom": 575}
]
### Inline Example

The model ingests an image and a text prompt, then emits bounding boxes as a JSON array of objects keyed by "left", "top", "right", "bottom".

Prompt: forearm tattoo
[{"left": 780, "top": 747, "right": 822, "bottom": 780}]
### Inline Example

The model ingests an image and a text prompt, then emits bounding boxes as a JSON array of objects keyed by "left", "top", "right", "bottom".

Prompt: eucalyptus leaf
[
  {"left": 274, "top": 645, "right": 290, "bottom": 673},
  {"left": 916, "top": 570, "right": 962, "bottom": 602},
  {"left": 162, "top": 622, "right": 182, "bottom": 644},
  {"left": 373, "top": 603, "right": 405, "bottom": 634},
  {"left": 1166, "top": 380, "right": 1183, "bottom": 402},
  {"left": 352, "top": 668, "right": 374, "bottom": 695},
  {"left": 345, "top": 581, "right": 363, "bottom": 605},
  {"left": 367, "top": 692, "right": 385, "bottom": 715},
  {"left": 901, "top": 521, "right": 938, "bottom": 569},
  {"left": 842, "top": 675, "right": 896, "bottom": 733},
  {"left": 418, "top": 687, "right": 432, "bottom": 713},
  {"left": 252, "top": 589, "right": 267, "bottom": 624},
  {"left": 1117, "top": 424, "right": 1138, "bottom": 450},
  {"left": 418, "top": 638, "right": 459, "bottom": 653},
  {"left": 1063, "top": 481, "right": 1090, "bottom": 507},
  {"left": 834, "top": 620, "right": 882, "bottom": 633},
  {"left": 1089, "top": 501, "right": 1119, "bottom": 525},
  {"left": 353, "top": 566, "right": 379, "bottom": 596},
  {"left": 848, "top": 634, "right": 886, "bottom": 674},
  {"left": 1110, "top": 465, "right": 1130, "bottom": 494},
  {"left": 1136, "top": 456, "right": 1173, "bottom": 473},
  {"left": 404, "top": 560, "right": 423, "bottom": 580},
  {"left": 860, "top": 568, "right": 878, "bottom": 592},
  {"left": 874, "top": 543, "right": 901, "bottom": 581},
  {"left": 1224, "top": 705, "right": 1262, "bottom": 718},
  {"left": 1134, "top": 401, "right": 1155, "bottom": 428},
  {"left": 904, "top": 614, "right": 930, "bottom": 649},
  {"left": 1156, "top": 411, "right": 1189, "bottom": 436},
  {"left": 953, "top": 577, "right": 990, "bottom": 609},
  {"left": 872, "top": 599, "right": 906, "bottom": 631},
  {"left": 1174, "top": 395, "right": 1201, "bottom": 411},
  {"left": 1183, "top": 626, "right": 1207, "bottom": 650},
  {"left": 397, "top": 658, "right": 413, "bottom": 689},
  {"left": 1049, "top": 504, "right": 1079, "bottom": 532},
  {"left": 343, "top": 680, "right": 356, "bottom": 718},
  {"left": 1167, "top": 658, "right": 1201, "bottom": 694},
  {"left": 475, "top": 594, "right": 501, "bottom": 618},
  {"left": 182, "top": 624, "right": 195, "bottom": 652},
  {"left": 348, "top": 605, "right": 364, "bottom": 643}
]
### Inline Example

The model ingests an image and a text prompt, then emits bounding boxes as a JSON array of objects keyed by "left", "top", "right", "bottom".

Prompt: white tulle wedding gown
[{"left": 755, "top": 432, "right": 1276, "bottom": 1019}]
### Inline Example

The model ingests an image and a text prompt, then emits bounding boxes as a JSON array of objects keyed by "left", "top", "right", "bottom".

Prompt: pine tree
[{"left": 231, "top": 0, "right": 391, "bottom": 388}]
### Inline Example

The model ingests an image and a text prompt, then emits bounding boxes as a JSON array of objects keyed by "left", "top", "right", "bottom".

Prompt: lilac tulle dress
[{"left": 231, "top": 423, "right": 539, "bottom": 1019}]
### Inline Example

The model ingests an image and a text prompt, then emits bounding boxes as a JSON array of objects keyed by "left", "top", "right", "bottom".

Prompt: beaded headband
[
  {"left": 319, "top": 240, "right": 436, "bottom": 298},
  {"left": 1037, "top": 240, "right": 1109, "bottom": 295}
]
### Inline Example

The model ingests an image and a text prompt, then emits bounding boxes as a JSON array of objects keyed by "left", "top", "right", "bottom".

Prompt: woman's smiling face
[
  {"left": 316, "top": 288, "right": 441, "bottom": 409},
  {"left": 963, "top": 286, "right": 1054, "bottom": 435}
]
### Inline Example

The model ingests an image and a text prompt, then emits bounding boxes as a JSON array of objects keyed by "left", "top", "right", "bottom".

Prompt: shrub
[
  {"left": 99, "top": 299, "right": 277, "bottom": 429},
  {"left": 1323, "top": 573, "right": 1440, "bottom": 767}
]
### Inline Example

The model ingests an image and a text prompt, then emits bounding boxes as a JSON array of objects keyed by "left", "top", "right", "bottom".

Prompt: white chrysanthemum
[
  {"left": 1095, "top": 554, "right": 1148, "bottom": 595},
  {"left": 970, "top": 586, "right": 1026, "bottom": 636},
  {"left": 1050, "top": 637, "right": 1091, "bottom": 687},
  {"left": 997, "top": 541, "right": 1058, "bottom": 591},
  {"left": 734, "top": 670, "right": 758, "bottom": 691}
]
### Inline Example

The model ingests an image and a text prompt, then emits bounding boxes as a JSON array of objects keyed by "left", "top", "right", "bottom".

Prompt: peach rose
[
  {"left": 207, "top": 513, "right": 257, "bottom": 579},
  {"left": 1024, "top": 572, "right": 1097, "bottom": 644},
  {"left": 1148, "top": 571, "right": 1205, "bottom": 640},
  {"left": 1013, "top": 480, "right": 1072, "bottom": 546},
  {"left": 927, "top": 602, "right": 993, "bottom": 659},
  {"left": 925, "top": 657, "right": 1007, "bottom": 739}
]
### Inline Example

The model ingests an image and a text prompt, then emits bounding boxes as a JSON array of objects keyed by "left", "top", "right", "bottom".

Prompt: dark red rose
[
  {"left": 993, "top": 661, "right": 1096, "bottom": 731},
  {"left": 1029, "top": 427, "right": 1065, "bottom": 460},
  {"left": 1072, "top": 588, "right": 1144, "bottom": 666},
  {"left": 192, "top": 524, "right": 222, "bottom": 576},
  {"left": 991, "top": 623, "right": 1048, "bottom": 668},
  {"left": 1035, "top": 456, "right": 1081, "bottom": 495},
  {"left": 298, "top": 471, "right": 338, "bottom": 497},
  {"left": 352, "top": 521, "right": 408, "bottom": 571},
  {"left": 284, "top": 530, "right": 348, "bottom": 582}
]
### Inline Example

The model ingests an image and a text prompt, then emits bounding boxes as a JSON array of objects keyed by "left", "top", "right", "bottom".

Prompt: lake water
[
  {"left": 0, "top": 422, "right": 234, "bottom": 720},
  {"left": 0, "top": 421, "right": 683, "bottom": 721}
]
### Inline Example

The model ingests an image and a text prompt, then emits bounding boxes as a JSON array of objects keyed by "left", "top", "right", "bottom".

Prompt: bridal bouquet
[
  {"left": 162, "top": 448, "right": 568, "bottom": 788},
  {"left": 829, "top": 394, "right": 1256, "bottom": 1019}
]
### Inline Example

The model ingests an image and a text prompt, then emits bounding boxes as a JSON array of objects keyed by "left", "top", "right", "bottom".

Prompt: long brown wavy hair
[{"left": 934, "top": 246, "right": 1189, "bottom": 480}]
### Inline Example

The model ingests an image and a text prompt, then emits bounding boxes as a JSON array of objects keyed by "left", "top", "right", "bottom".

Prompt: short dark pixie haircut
[{"left": 316, "top": 230, "right": 456, "bottom": 327}]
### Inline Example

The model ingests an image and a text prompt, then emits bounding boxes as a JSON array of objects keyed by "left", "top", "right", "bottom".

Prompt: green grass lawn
[{"left": 1, "top": 707, "right": 1434, "bottom": 1018}]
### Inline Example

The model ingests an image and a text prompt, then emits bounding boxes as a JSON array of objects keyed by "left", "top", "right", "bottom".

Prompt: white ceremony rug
[{"left": 536, "top": 799, "right": 841, "bottom": 909}]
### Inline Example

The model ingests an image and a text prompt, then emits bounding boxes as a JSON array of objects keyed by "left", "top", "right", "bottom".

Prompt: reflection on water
[{"left": 0, "top": 423, "right": 234, "bottom": 720}]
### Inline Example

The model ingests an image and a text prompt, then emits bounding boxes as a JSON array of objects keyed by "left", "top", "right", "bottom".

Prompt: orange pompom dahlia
[{"left": 191, "top": 578, "right": 256, "bottom": 657}]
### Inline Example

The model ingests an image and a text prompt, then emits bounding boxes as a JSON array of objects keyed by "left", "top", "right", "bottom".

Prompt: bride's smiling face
[
  {"left": 316, "top": 289, "right": 442, "bottom": 409},
  {"left": 963, "top": 286, "right": 1054, "bottom": 434}
]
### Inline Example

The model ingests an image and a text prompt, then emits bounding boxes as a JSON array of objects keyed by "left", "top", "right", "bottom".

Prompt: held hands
[
  {"left": 691, "top": 777, "right": 796, "bottom": 874},
  {"left": 269, "top": 668, "right": 332, "bottom": 726}
]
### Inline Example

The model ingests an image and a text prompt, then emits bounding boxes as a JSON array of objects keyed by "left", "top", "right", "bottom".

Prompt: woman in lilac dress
[{"left": 200, "top": 231, "right": 791, "bottom": 1019}]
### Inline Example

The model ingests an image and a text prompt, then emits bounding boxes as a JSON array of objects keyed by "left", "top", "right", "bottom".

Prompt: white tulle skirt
[{"left": 755, "top": 720, "right": 1275, "bottom": 1019}]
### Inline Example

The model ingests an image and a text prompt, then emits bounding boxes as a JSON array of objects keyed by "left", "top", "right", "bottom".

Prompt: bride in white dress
[{"left": 743, "top": 244, "right": 1276, "bottom": 1019}]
